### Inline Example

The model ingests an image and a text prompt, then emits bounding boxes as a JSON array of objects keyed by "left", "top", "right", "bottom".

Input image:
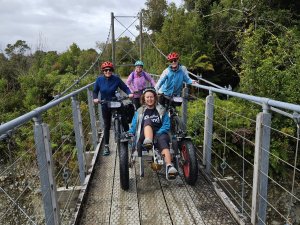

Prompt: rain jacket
[
  {"left": 126, "top": 71, "right": 156, "bottom": 98},
  {"left": 128, "top": 104, "right": 170, "bottom": 144},
  {"left": 155, "top": 65, "right": 192, "bottom": 96}
]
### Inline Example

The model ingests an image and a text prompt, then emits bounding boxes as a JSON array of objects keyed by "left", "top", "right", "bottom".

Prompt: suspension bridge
[{"left": 0, "top": 12, "right": 299, "bottom": 225}]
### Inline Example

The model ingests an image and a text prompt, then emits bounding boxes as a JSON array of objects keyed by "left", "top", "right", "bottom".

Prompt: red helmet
[
  {"left": 101, "top": 61, "right": 114, "bottom": 70},
  {"left": 167, "top": 52, "right": 179, "bottom": 61}
]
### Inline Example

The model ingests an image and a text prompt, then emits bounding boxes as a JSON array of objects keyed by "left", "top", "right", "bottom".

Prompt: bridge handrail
[
  {"left": 0, "top": 83, "right": 94, "bottom": 136},
  {"left": 192, "top": 83, "right": 300, "bottom": 113}
]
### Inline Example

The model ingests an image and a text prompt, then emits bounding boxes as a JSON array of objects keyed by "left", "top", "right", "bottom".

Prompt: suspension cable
[{"left": 53, "top": 25, "right": 112, "bottom": 100}]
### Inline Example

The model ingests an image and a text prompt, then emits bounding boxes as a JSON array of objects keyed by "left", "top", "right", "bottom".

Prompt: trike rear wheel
[{"left": 180, "top": 140, "right": 198, "bottom": 185}]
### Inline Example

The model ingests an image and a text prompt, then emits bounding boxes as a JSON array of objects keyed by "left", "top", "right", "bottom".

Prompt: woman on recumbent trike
[{"left": 127, "top": 87, "right": 178, "bottom": 180}]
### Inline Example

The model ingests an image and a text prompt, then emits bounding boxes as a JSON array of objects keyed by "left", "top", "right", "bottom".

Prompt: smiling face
[
  {"left": 142, "top": 91, "right": 157, "bottom": 108},
  {"left": 102, "top": 67, "right": 113, "bottom": 77},
  {"left": 169, "top": 58, "right": 179, "bottom": 70},
  {"left": 135, "top": 65, "right": 143, "bottom": 74}
]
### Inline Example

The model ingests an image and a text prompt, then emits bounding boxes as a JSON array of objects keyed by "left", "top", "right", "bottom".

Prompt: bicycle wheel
[
  {"left": 114, "top": 118, "right": 121, "bottom": 144},
  {"left": 180, "top": 140, "right": 198, "bottom": 185},
  {"left": 119, "top": 142, "right": 129, "bottom": 190}
]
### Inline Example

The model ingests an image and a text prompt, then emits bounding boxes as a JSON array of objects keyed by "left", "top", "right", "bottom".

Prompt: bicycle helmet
[
  {"left": 167, "top": 52, "right": 179, "bottom": 61},
  {"left": 101, "top": 61, "right": 114, "bottom": 70},
  {"left": 143, "top": 87, "right": 157, "bottom": 95},
  {"left": 135, "top": 60, "right": 144, "bottom": 67}
]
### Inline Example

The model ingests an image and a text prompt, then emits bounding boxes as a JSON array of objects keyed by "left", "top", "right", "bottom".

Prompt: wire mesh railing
[
  {"left": 0, "top": 84, "right": 101, "bottom": 225},
  {"left": 180, "top": 83, "right": 300, "bottom": 225}
]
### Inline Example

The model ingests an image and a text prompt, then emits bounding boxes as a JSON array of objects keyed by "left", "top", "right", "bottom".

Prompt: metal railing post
[
  {"left": 71, "top": 96, "right": 86, "bottom": 185},
  {"left": 251, "top": 103, "right": 271, "bottom": 225},
  {"left": 33, "top": 115, "right": 60, "bottom": 225},
  {"left": 182, "top": 85, "right": 188, "bottom": 132},
  {"left": 203, "top": 92, "right": 214, "bottom": 174},
  {"left": 87, "top": 89, "right": 98, "bottom": 150}
]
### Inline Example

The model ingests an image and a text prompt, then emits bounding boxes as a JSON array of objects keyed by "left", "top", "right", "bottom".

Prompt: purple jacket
[{"left": 126, "top": 71, "right": 156, "bottom": 98}]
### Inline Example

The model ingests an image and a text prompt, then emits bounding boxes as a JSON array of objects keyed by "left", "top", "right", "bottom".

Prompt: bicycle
[
  {"left": 164, "top": 95, "right": 198, "bottom": 185},
  {"left": 101, "top": 95, "right": 132, "bottom": 190},
  {"left": 128, "top": 95, "right": 198, "bottom": 185}
]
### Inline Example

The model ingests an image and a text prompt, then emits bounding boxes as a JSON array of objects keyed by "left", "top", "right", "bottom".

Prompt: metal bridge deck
[{"left": 79, "top": 132, "right": 238, "bottom": 225}]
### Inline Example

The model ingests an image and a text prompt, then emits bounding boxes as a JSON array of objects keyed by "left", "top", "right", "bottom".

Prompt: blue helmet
[{"left": 134, "top": 60, "right": 144, "bottom": 67}]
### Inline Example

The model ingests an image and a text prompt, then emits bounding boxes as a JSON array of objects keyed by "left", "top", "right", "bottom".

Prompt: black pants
[
  {"left": 102, "top": 105, "right": 129, "bottom": 145},
  {"left": 137, "top": 118, "right": 170, "bottom": 155}
]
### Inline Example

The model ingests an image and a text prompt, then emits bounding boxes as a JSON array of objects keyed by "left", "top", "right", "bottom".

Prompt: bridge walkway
[{"left": 79, "top": 131, "right": 238, "bottom": 225}]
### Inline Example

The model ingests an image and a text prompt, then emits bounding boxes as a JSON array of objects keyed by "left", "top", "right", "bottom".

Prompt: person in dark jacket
[{"left": 93, "top": 61, "right": 133, "bottom": 156}]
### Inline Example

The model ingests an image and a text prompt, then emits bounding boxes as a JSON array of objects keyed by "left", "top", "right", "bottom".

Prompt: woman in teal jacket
[
  {"left": 155, "top": 52, "right": 197, "bottom": 106},
  {"left": 128, "top": 87, "right": 178, "bottom": 179}
]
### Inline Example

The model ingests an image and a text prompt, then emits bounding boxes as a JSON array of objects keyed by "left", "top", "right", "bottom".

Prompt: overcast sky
[{"left": 0, "top": 0, "right": 182, "bottom": 53}]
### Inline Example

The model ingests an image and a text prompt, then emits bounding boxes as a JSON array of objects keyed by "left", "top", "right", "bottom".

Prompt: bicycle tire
[
  {"left": 119, "top": 142, "right": 129, "bottom": 190},
  {"left": 114, "top": 118, "right": 121, "bottom": 144},
  {"left": 180, "top": 140, "right": 198, "bottom": 185}
]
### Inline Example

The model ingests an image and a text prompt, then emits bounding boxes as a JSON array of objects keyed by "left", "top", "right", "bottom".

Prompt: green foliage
[
  {"left": 5, "top": 40, "right": 30, "bottom": 57},
  {"left": 142, "top": 0, "right": 168, "bottom": 32},
  {"left": 238, "top": 26, "right": 300, "bottom": 103},
  {"left": 188, "top": 52, "right": 214, "bottom": 74},
  {"left": 157, "top": 6, "right": 207, "bottom": 64}
]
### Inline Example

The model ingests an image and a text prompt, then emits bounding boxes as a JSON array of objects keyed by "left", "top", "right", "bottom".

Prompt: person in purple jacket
[
  {"left": 126, "top": 60, "right": 156, "bottom": 110},
  {"left": 93, "top": 61, "right": 133, "bottom": 156}
]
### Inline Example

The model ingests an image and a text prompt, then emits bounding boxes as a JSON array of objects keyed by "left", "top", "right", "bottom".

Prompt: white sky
[{"left": 0, "top": 0, "right": 182, "bottom": 53}]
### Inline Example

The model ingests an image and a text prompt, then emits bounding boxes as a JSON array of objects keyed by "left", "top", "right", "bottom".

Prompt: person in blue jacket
[
  {"left": 128, "top": 87, "right": 178, "bottom": 179},
  {"left": 155, "top": 52, "right": 197, "bottom": 106},
  {"left": 93, "top": 61, "right": 133, "bottom": 156}
]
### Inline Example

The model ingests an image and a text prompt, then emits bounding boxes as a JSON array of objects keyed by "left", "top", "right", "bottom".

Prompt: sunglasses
[
  {"left": 169, "top": 59, "right": 178, "bottom": 63},
  {"left": 103, "top": 68, "right": 112, "bottom": 72}
]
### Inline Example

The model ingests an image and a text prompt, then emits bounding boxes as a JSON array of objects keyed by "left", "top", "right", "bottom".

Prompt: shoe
[
  {"left": 142, "top": 138, "right": 153, "bottom": 150},
  {"left": 167, "top": 165, "right": 178, "bottom": 180},
  {"left": 102, "top": 145, "right": 110, "bottom": 156}
]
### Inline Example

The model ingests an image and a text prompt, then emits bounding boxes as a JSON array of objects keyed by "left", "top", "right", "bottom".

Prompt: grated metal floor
[{"left": 79, "top": 131, "right": 238, "bottom": 225}]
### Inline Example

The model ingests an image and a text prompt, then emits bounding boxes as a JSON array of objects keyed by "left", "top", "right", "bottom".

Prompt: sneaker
[
  {"left": 102, "top": 145, "right": 110, "bottom": 156},
  {"left": 142, "top": 138, "right": 153, "bottom": 150},
  {"left": 167, "top": 165, "right": 178, "bottom": 180}
]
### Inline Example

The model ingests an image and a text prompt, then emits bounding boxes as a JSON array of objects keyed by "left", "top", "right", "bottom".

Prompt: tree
[
  {"left": 142, "top": 0, "right": 168, "bottom": 32},
  {"left": 5, "top": 40, "right": 30, "bottom": 57}
]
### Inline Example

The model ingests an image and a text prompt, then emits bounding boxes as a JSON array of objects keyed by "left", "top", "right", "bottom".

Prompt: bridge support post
[
  {"left": 251, "top": 104, "right": 271, "bottom": 225},
  {"left": 182, "top": 85, "right": 188, "bottom": 132},
  {"left": 33, "top": 115, "right": 60, "bottom": 225},
  {"left": 71, "top": 96, "right": 86, "bottom": 185},
  {"left": 87, "top": 89, "right": 99, "bottom": 149},
  {"left": 203, "top": 92, "right": 214, "bottom": 174}
]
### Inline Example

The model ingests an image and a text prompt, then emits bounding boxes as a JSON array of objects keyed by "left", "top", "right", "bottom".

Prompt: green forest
[{"left": 1, "top": 0, "right": 300, "bottom": 175}]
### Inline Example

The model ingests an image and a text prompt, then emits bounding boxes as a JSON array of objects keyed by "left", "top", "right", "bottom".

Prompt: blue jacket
[
  {"left": 155, "top": 65, "right": 192, "bottom": 96},
  {"left": 93, "top": 74, "right": 131, "bottom": 100},
  {"left": 129, "top": 104, "right": 170, "bottom": 142}
]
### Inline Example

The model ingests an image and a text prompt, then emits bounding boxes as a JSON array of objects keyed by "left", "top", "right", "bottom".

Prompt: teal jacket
[
  {"left": 128, "top": 104, "right": 170, "bottom": 143},
  {"left": 155, "top": 65, "right": 192, "bottom": 96}
]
